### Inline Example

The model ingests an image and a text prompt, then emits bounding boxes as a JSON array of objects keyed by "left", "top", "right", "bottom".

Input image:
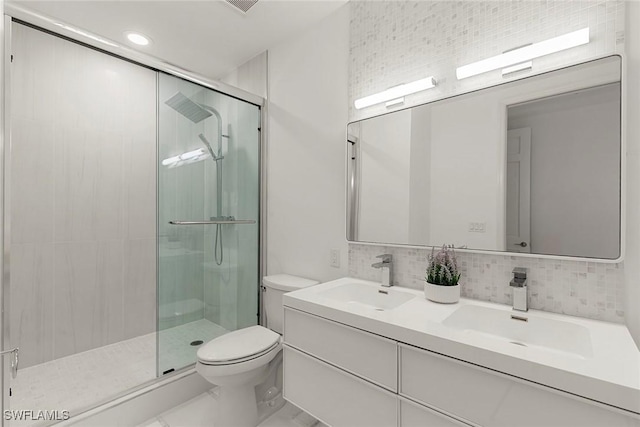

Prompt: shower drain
[{"left": 190, "top": 340, "right": 204, "bottom": 346}]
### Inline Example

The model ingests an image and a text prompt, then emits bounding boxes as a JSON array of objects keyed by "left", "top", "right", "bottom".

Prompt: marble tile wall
[
  {"left": 11, "top": 23, "right": 157, "bottom": 368},
  {"left": 347, "top": 1, "right": 626, "bottom": 322}
]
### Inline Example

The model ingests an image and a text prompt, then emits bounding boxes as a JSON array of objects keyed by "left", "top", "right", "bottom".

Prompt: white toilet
[{"left": 196, "top": 274, "right": 319, "bottom": 427}]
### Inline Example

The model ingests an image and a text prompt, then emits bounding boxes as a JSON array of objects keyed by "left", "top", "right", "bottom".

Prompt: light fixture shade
[
  {"left": 354, "top": 77, "right": 437, "bottom": 109},
  {"left": 456, "top": 27, "right": 590, "bottom": 80}
]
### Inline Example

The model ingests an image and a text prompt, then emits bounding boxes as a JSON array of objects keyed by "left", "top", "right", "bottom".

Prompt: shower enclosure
[
  {"left": 1, "top": 19, "right": 261, "bottom": 426},
  {"left": 157, "top": 73, "right": 260, "bottom": 375}
]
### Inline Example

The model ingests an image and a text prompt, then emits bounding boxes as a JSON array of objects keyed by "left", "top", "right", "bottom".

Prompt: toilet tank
[{"left": 263, "top": 274, "right": 319, "bottom": 334}]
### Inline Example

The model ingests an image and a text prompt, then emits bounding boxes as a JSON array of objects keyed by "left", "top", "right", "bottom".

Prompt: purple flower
[{"left": 425, "top": 244, "right": 460, "bottom": 286}]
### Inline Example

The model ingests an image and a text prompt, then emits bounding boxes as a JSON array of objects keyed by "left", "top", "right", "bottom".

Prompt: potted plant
[{"left": 424, "top": 245, "right": 461, "bottom": 303}]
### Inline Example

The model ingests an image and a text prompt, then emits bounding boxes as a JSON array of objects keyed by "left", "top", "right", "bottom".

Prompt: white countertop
[{"left": 283, "top": 277, "right": 640, "bottom": 415}]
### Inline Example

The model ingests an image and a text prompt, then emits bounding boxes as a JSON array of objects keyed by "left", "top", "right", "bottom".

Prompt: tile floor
[
  {"left": 10, "top": 319, "right": 227, "bottom": 427},
  {"left": 138, "top": 391, "right": 325, "bottom": 427}
]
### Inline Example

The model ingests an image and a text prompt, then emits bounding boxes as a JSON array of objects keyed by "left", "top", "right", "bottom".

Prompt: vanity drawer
[
  {"left": 284, "top": 345, "right": 398, "bottom": 427},
  {"left": 284, "top": 307, "right": 397, "bottom": 391},
  {"left": 399, "top": 397, "right": 470, "bottom": 427},
  {"left": 399, "top": 344, "right": 640, "bottom": 427}
]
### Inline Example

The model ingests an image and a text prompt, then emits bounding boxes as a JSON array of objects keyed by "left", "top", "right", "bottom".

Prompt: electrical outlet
[
  {"left": 330, "top": 249, "right": 340, "bottom": 268},
  {"left": 468, "top": 222, "right": 486, "bottom": 233}
]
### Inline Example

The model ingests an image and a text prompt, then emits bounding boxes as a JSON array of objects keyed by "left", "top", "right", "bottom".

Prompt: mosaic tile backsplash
[
  {"left": 349, "top": 244, "right": 625, "bottom": 323},
  {"left": 347, "top": 1, "right": 626, "bottom": 323}
]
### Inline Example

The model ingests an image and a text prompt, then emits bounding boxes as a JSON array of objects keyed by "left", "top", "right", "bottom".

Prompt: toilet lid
[{"left": 197, "top": 326, "right": 281, "bottom": 364}]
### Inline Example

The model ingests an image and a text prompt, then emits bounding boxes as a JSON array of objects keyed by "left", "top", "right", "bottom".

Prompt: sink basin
[
  {"left": 442, "top": 305, "right": 593, "bottom": 359},
  {"left": 318, "top": 282, "right": 415, "bottom": 311}
]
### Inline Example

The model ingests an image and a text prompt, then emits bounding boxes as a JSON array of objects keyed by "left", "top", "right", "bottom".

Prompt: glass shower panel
[{"left": 157, "top": 73, "right": 260, "bottom": 375}]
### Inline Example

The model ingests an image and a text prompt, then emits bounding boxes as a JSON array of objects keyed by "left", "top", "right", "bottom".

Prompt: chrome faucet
[
  {"left": 371, "top": 254, "right": 393, "bottom": 287},
  {"left": 510, "top": 267, "right": 528, "bottom": 312}
]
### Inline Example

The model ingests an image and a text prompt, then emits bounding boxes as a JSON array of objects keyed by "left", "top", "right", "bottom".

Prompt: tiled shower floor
[{"left": 10, "top": 319, "right": 227, "bottom": 426}]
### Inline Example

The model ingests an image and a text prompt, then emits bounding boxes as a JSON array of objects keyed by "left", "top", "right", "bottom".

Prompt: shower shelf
[{"left": 169, "top": 220, "right": 256, "bottom": 225}]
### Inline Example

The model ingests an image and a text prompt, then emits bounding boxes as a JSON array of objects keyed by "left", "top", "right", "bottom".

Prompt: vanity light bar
[
  {"left": 354, "top": 77, "right": 437, "bottom": 110},
  {"left": 456, "top": 27, "right": 590, "bottom": 80}
]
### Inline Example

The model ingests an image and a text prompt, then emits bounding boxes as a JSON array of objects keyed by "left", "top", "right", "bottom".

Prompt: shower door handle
[
  {"left": 169, "top": 220, "right": 256, "bottom": 225},
  {"left": 0, "top": 347, "right": 19, "bottom": 379}
]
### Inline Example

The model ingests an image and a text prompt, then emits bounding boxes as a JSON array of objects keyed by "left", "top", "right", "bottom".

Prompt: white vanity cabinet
[
  {"left": 399, "top": 397, "right": 468, "bottom": 427},
  {"left": 284, "top": 306, "right": 397, "bottom": 391},
  {"left": 283, "top": 307, "right": 640, "bottom": 427},
  {"left": 283, "top": 307, "right": 471, "bottom": 427},
  {"left": 284, "top": 346, "right": 398, "bottom": 427},
  {"left": 399, "top": 344, "right": 639, "bottom": 427}
]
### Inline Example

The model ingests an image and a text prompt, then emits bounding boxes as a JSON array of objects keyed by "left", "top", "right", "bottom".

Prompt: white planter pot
[{"left": 424, "top": 282, "right": 460, "bottom": 304}]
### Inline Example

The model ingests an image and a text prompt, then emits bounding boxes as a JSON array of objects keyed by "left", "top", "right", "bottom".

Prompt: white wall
[
  {"left": 509, "top": 84, "right": 620, "bottom": 259},
  {"left": 408, "top": 106, "right": 431, "bottom": 245},
  {"left": 429, "top": 95, "right": 504, "bottom": 250},
  {"left": 624, "top": 1, "right": 640, "bottom": 348},
  {"left": 358, "top": 110, "right": 411, "bottom": 243},
  {"left": 266, "top": 5, "right": 349, "bottom": 282},
  {"left": 221, "top": 52, "right": 267, "bottom": 99}
]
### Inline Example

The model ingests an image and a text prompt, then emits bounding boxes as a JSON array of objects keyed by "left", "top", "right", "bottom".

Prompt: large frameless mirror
[{"left": 347, "top": 56, "right": 621, "bottom": 260}]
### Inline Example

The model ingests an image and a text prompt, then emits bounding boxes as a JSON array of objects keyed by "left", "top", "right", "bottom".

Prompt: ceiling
[{"left": 7, "top": 0, "right": 348, "bottom": 79}]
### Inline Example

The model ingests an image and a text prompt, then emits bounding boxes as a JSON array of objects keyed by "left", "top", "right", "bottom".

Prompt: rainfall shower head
[{"left": 165, "top": 92, "right": 212, "bottom": 123}]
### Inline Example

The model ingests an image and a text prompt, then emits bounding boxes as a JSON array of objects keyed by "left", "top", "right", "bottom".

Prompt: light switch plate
[{"left": 330, "top": 249, "right": 340, "bottom": 268}]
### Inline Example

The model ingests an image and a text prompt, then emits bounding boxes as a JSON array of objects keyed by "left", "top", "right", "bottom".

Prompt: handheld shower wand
[{"left": 198, "top": 134, "right": 223, "bottom": 161}]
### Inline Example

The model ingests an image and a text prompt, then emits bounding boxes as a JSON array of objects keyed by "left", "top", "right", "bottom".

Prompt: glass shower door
[{"left": 157, "top": 73, "right": 260, "bottom": 375}]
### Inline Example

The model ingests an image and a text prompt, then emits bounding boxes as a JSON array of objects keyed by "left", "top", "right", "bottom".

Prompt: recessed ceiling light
[{"left": 125, "top": 32, "right": 151, "bottom": 46}]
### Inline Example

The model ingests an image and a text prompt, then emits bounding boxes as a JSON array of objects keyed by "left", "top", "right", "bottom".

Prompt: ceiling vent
[{"left": 225, "top": 0, "right": 259, "bottom": 14}]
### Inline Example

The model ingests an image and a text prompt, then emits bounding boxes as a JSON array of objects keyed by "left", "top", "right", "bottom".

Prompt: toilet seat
[{"left": 197, "top": 325, "right": 281, "bottom": 366}]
